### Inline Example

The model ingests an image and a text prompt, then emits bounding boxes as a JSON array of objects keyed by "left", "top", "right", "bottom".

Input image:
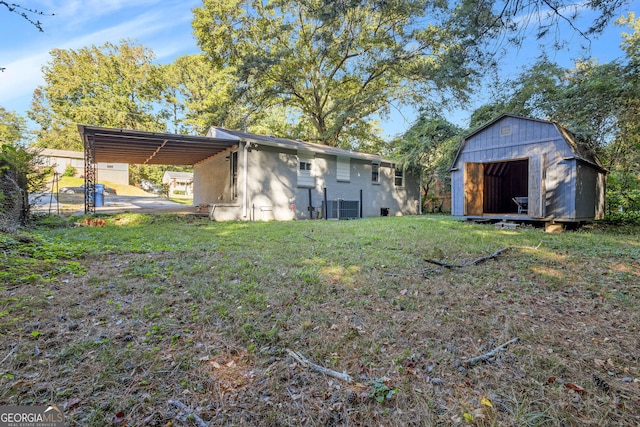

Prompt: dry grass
[{"left": 1, "top": 215, "right": 638, "bottom": 426}]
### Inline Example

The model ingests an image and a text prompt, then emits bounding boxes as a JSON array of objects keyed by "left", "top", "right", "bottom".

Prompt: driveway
[
  {"left": 30, "top": 193, "right": 198, "bottom": 215},
  {"left": 94, "top": 195, "right": 196, "bottom": 214}
]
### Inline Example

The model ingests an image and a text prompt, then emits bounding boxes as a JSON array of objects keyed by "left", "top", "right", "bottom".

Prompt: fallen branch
[
  {"left": 168, "top": 399, "right": 209, "bottom": 427},
  {"left": 0, "top": 346, "right": 16, "bottom": 365},
  {"left": 464, "top": 337, "right": 519, "bottom": 366},
  {"left": 424, "top": 244, "right": 541, "bottom": 268},
  {"left": 286, "top": 349, "right": 353, "bottom": 383}
]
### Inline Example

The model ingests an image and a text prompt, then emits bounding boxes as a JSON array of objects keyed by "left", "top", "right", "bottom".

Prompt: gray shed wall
[{"left": 451, "top": 116, "right": 605, "bottom": 221}]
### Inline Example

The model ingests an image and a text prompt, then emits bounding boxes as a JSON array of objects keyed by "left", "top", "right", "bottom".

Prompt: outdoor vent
[
  {"left": 500, "top": 125, "right": 512, "bottom": 136},
  {"left": 322, "top": 200, "right": 360, "bottom": 219}
]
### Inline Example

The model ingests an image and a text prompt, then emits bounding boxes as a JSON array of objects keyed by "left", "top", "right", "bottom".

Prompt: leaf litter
[{"left": 0, "top": 216, "right": 638, "bottom": 426}]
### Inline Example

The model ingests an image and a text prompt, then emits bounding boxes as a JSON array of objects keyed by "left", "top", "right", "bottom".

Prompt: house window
[
  {"left": 297, "top": 152, "right": 315, "bottom": 187},
  {"left": 300, "top": 161, "right": 312, "bottom": 171},
  {"left": 372, "top": 162, "right": 380, "bottom": 183},
  {"left": 394, "top": 168, "right": 404, "bottom": 187},
  {"left": 337, "top": 157, "right": 350, "bottom": 182},
  {"left": 230, "top": 151, "right": 238, "bottom": 200}
]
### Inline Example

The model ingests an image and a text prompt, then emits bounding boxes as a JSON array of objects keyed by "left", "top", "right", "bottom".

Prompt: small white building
[
  {"left": 38, "top": 148, "right": 129, "bottom": 185},
  {"left": 162, "top": 171, "right": 194, "bottom": 196}
]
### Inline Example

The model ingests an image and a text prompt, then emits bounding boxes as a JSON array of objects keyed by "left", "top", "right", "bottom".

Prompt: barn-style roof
[{"left": 452, "top": 114, "right": 606, "bottom": 173}]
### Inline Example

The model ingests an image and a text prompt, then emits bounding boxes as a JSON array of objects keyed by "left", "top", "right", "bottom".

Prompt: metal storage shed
[{"left": 450, "top": 114, "right": 606, "bottom": 223}]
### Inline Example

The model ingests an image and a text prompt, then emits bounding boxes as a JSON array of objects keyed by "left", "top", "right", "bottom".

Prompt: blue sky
[{"left": 0, "top": 0, "right": 637, "bottom": 139}]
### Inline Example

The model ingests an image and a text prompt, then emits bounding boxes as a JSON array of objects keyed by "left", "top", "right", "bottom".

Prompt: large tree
[
  {"left": 192, "top": 0, "right": 633, "bottom": 148},
  {"left": 29, "top": 40, "right": 167, "bottom": 150},
  {"left": 193, "top": 0, "right": 498, "bottom": 148},
  {"left": 163, "top": 54, "right": 287, "bottom": 135},
  {"left": 0, "top": 107, "right": 27, "bottom": 145}
]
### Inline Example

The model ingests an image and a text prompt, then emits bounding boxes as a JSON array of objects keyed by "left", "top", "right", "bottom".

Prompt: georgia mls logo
[{"left": 0, "top": 405, "right": 64, "bottom": 427}]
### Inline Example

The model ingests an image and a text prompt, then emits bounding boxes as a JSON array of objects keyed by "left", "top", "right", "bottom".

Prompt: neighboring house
[
  {"left": 38, "top": 148, "right": 129, "bottom": 185},
  {"left": 197, "top": 128, "right": 421, "bottom": 221},
  {"left": 450, "top": 114, "right": 606, "bottom": 223},
  {"left": 163, "top": 171, "right": 194, "bottom": 196}
]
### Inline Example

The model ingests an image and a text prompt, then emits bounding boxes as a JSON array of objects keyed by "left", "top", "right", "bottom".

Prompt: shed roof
[{"left": 452, "top": 114, "right": 606, "bottom": 172}]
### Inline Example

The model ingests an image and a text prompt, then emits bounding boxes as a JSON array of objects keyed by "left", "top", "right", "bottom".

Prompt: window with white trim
[
  {"left": 297, "top": 152, "right": 315, "bottom": 187},
  {"left": 394, "top": 168, "right": 404, "bottom": 187},
  {"left": 371, "top": 162, "right": 380, "bottom": 183},
  {"left": 299, "top": 160, "right": 312, "bottom": 171}
]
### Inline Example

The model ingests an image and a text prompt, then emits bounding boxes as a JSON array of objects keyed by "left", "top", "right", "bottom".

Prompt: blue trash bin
[{"left": 94, "top": 184, "right": 104, "bottom": 207}]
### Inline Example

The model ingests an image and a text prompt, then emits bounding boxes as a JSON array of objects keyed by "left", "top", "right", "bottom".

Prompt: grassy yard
[{"left": 1, "top": 215, "right": 638, "bottom": 426}]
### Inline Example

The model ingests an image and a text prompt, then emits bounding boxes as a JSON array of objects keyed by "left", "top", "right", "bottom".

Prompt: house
[
  {"left": 76, "top": 125, "right": 421, "bottom": 219},
  {"left": 197, "top": 128, "right": 421, "bottom": 221},
  {"left": 450, "top": 114, "right": 606, "bottom": 223},
  {"left": 38, "top": 148, "right": 129, "bottom": 185},
  {"left": 162, "top": 171, "right": 193, "bottom": 196}
]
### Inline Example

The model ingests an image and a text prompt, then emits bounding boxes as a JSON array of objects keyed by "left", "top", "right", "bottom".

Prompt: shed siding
[
  {"left": 452, "top": 115, "right": 605, "bottom": 221},
  {"left": 575, "top": 162, "right": 602, "bottom": 220}
]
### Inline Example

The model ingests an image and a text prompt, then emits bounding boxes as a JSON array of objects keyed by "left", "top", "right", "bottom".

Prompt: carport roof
[{"left": 78, "top": 125, "right": 240, "bottom": 165}]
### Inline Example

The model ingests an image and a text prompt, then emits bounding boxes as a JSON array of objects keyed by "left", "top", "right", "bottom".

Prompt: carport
[{"left": 78, "top": 125, "right": 239, "bottom": 214}]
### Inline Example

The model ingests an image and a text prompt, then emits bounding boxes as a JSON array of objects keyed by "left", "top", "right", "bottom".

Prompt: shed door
[
  {"left": 464, "top": 162, "right": 484, "bottom": 215},
  {"left": 528, "top": 154, "right": 546, "bottom": 218}
]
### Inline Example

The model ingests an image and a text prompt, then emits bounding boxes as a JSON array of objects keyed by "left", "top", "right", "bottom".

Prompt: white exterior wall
[{"left": 194, "top": 142, "right": 420, "bottom": 221}]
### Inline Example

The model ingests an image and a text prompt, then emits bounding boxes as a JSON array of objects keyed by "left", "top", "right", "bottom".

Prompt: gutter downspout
[{"left": 243, "top": 141, "right": 249, "bottom": 218}]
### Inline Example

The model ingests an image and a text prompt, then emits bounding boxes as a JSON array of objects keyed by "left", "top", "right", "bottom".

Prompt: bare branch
[
  {"left": 423, "top": 243, "right": 541, "bottom": 268},
  {"left": 286, "top": 349, "right": 354, "bottom": 383},
  {"left": 168, "top": 399, "right": 209, "bottom": 427},
  {"left": 464, "top": 337, "right": 520, "bottom": 366},
  {"left": 0, "top": 1, "right": 54, "bottom": 32}
]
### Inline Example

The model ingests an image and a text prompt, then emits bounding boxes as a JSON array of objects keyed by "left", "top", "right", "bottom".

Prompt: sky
[{"left": 0, "top": 0, "right": 638, "bottom": 140}]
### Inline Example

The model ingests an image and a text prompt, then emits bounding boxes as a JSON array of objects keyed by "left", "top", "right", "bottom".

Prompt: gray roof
[
  {"left": 208, "top": 127, "right": 392, "bottom": 164},
  {"left": 163, "top": 171, "right": 193, "bottom": 180}
]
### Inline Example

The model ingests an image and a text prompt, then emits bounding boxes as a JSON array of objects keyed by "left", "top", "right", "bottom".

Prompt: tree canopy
[
  {"left": 29, "top": 40, "right": 167, "bottom": 150},
  {"left": 193, "top": 0, "right": 499, "bottom": 148},
  {"left": 192, "top": 0, "right": 634, "bottom": 148},
  {"left": 0, "top": 107, "right": 27, "bottom": 145}
]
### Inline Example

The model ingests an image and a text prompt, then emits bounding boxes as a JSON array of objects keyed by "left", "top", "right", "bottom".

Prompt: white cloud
[{"left": 0, "top": 0, "right": 199, "bottom": 114}]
